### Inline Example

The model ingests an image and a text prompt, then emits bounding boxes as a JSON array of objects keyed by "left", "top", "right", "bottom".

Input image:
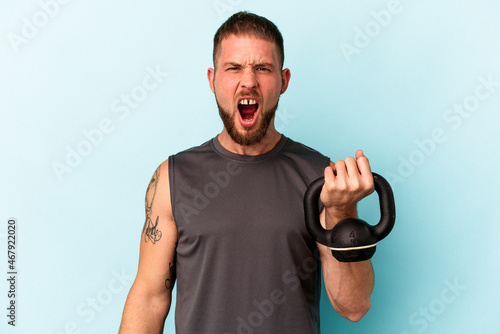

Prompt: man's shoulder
[
  {"left": 282, "top": 136, "right": 329, "bottom": 161},
  {"left": 170, "top": 138, "right": 215, "bottom": 158}
]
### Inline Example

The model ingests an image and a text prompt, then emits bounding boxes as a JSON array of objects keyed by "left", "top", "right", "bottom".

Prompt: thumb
[{"left": 355, "top": 149, "right": 365, "bottom": 160}]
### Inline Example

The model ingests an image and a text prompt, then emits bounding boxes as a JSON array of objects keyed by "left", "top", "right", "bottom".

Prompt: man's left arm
[{"left": 318, "top": 150, "right": 375, "bottom": 322}]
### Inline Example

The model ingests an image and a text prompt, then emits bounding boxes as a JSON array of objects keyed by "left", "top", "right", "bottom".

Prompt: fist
[{"left": 320, "top": 150, "right": 375, "bottom": 220}]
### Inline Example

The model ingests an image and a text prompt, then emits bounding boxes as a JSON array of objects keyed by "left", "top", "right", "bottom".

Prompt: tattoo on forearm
[
  {"left": 143, "top": 167, "right": 162, "bottom": 244},
  {"left": 165, "top": 262, "right": 176, "bottom": 290}
]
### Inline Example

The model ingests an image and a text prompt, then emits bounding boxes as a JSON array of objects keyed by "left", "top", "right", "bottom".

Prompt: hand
[{"left": 320, "top": 150, "right": 375, "bottom": 225}]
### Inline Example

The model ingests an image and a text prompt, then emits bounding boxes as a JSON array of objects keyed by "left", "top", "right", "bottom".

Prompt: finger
[
  {"left": 325, "top": 165, "right": 336, "bottom": 183},
  {"left": 356, "top": 153, "right": 372, "bottom": 177},
  {"left": 334, "top": 160, "right": 347, "bottom": 183},
  {"left": 356, "top": 153, "right": 374, "bottom": 193},
  {"left": 355, "top": 149, "right": 365, "bottom": 159},
  {"left": 329, "top": 161, "right": 337, "bottom": 176},
  {"left": 344, "top": 156, "right": 360, "bottom": 178}
]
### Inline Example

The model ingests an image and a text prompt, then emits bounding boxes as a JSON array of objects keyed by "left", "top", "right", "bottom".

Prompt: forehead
[{"left": 218, "top": 35, "right": 279, "bottom": 65}]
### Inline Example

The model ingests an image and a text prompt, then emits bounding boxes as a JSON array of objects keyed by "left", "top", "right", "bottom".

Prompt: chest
[{"left": 174, "top": 162, "right": 314, "bottom": 253}]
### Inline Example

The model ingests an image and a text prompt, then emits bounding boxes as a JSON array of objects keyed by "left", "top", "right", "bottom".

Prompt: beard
[{"left": 216, "top": 97, "right": 279, "bottom": 146}]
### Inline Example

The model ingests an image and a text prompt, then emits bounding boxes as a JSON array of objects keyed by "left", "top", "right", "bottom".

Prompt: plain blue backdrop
[{"left": 1, "top": 0, "right": 499, "bottom": 333}]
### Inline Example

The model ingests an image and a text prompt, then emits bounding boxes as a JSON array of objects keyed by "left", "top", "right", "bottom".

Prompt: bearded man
[{"left": 119, "top": 11, "right": 375, "bottom": 333}]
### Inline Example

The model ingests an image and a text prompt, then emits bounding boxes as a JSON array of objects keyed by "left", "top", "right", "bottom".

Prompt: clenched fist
[{"left": 320, "top": 150, "right": 375, "bottom": 228}]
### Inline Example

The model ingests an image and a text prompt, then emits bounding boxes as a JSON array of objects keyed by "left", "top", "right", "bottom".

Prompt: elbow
[
  {"left": 343, "top": 300, "right": 371, "bottom": 322},
  {"left": 333, "top": 299, "right": 371, "bottom": 322},
  {"left": 344, "top": 310, "right": 368, "bottom": 322}
]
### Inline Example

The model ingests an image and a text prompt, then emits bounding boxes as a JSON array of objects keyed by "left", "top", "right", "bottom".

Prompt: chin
[
  {"left": 216, "top": 96, "right": 279, "bottom": 146},
  {"left": 220, "top": 110, "right": 276, "bottom": 146}
]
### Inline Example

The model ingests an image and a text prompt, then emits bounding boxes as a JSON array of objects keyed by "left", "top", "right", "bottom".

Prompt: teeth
[{"left": 239, "top": 99, "right": 257, "bottom": 105}]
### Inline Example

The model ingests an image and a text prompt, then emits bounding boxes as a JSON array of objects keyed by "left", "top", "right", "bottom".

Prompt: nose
[{"left": 240, "top": 68, "right": 258, "bottom": 90}]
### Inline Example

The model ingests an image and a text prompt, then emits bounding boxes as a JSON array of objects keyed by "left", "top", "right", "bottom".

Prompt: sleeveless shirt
[{"left": 169, "top": 135, "right": 330, "bottom": 333}]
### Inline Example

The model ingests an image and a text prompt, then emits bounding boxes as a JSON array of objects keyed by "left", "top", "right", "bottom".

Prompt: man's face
[{"left": 208, "top": 35, "right": 290, "bottom": 146}]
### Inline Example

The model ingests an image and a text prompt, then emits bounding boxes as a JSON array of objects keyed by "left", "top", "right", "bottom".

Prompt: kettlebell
[{"left": 304, "top": 172, "right": 396, "bottom": 262}]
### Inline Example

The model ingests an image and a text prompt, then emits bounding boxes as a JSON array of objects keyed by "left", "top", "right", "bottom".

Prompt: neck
[{"left": 218, "top": 126, "right": 282, "bottom": 156}]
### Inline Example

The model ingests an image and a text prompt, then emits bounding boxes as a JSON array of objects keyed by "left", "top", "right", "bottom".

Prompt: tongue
[{"left": 239, "top": 105, "right": 257, "bottom": 120}]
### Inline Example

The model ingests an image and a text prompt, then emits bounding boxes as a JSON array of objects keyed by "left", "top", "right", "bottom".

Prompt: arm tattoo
[
  {"left": 144, "top": 216, "right": 162, "bottom": 244},
  {"left": 143, "top": 167, "right": 162, "bottom": 244},
  {"left": 165, "top": 261, "right": 176, "bottom": 290}
]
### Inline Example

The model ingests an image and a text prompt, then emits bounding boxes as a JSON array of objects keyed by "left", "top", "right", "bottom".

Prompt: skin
[{"left": 119, "top": 34, "right": 374, "bottom": 332}]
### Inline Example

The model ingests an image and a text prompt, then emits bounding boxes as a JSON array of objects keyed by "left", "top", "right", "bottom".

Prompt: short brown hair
[{"left": 213, "top": 11, "right": 285, "bottom": 69}]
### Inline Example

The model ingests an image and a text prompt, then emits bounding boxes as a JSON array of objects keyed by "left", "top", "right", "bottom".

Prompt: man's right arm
[{"left": 119, "top": 161, "right": 177, "bottom": 333}]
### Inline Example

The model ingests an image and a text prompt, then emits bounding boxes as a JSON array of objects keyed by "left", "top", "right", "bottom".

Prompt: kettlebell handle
[
  {"left": 304, "top": 172, "right": 396, "bottom": 248},
  {"left": 371, "top": 173, "right": 396, "bottom": 241}
]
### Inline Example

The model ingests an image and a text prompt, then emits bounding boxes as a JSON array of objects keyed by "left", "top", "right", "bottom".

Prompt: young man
[{"left": 119, "top": 12, "right": 374, "bottom": 333}]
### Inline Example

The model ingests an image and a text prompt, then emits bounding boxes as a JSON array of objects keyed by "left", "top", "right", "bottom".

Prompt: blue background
[{"left": 1, "top": 0, "right": 499, "bottom": 333}]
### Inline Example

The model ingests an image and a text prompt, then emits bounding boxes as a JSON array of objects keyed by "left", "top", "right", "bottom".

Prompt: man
[{"left": 119, "top": 11, "right": 374, "bottom": 333}]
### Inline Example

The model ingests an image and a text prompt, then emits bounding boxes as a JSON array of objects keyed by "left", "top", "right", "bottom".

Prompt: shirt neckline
[{"left": 211, "top": 135, "right": 289, "bottom": 163}]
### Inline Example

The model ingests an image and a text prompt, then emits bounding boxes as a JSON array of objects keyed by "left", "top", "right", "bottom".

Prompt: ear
[
  {"left": 280, "top": 68, "right": 291, "bottom": 94},
  {"left": 207, "top": 68, "right": 215, "bottom": 93}
]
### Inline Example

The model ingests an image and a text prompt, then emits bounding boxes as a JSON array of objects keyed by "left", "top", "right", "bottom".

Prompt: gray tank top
[{"left": 169, "top": 135, "right": 330, "bottom": 333}]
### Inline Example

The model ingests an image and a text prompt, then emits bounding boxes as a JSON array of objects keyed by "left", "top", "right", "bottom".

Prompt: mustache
[{"left": 236, "top": 90, "right": 260, "bottom": 99}]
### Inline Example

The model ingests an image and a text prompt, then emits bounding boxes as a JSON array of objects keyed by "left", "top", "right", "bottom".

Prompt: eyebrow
[
  {"left": 222, "top": 62, "right": 275, "bottom": 68},
  {"left": 254, "top": 62, "right": 275, "bottom": 68},
  {"left": 223, "top": 62, "right": 242, "bottom": 68}
]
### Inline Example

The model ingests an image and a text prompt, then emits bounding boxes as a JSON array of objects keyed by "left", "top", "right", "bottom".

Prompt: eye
[{"left": 256, "top": 67, "right": 270, "bottom": 72}]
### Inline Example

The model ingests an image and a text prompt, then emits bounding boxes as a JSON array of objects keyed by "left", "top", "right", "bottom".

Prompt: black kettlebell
[{"left": 304, "top": 173, "right": 396, "bottom": 262}]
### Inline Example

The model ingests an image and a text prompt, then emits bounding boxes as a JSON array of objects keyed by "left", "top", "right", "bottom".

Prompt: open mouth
[{"left": 238, "top": 98, "right": 259, "bottom": 125}]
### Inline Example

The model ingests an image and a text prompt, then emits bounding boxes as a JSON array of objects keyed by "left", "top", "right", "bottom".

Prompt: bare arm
[
  {"left": 119, "top": 161, "right": 177, "bottom": 333},
  {"left": 318, "top": 151, "right": 375, "bottom": 322}
]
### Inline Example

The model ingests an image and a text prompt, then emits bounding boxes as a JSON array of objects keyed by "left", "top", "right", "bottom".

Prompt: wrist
[{"left": 324, "top": 206, "right": 357, "bottom": 229}]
